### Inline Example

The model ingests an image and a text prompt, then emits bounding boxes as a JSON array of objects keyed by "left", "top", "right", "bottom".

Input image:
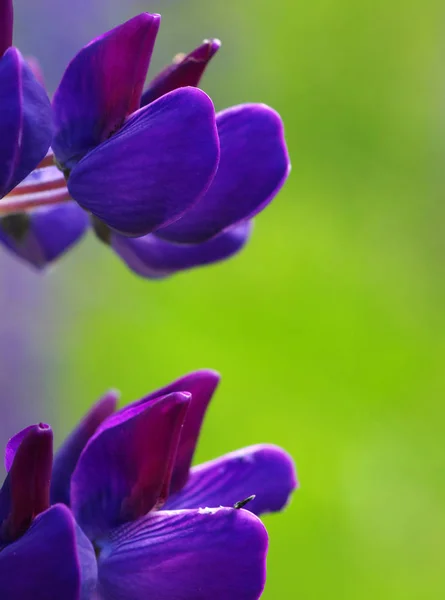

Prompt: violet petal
[
  {"left": 68, "top": 87, "right": 219, "bottom": 237},
  {"left": 0, "top": 201, "right": 89, "bottom": 269},
  {"left": 0, "top": 423, "right": 52, "bottom": 542},
  {"left": 165, "top": 444, "right": 297, "bottom": 516},
  {"left": 51, "top": 390, "right": 119, "bottom": 506},
  {"left": 52, "top": 13, "right": 161, "bottom": 169},
  {"left": 157, "top": 103, "right": 290, "bottom": 243},
  {"left": 71, "top": 392, "right": 190, "bottom": 540},
  {"left": 111, "top": 220, "right": 252, "bottom": 279},
  {"left": 141, "top": 39, "right": 221, "bottom": 107},
  {"left": 0, "top": 504, "right": 97, "bottom": 600},
  {"left": 0, "top": 48, "right": 53, "bottom": 198},
  {"left": 96, "top": 507, "right": 268, "bottom": 600}
]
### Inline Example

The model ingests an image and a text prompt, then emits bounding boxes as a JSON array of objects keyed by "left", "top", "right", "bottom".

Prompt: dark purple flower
[
  {"left": 0, "top": 423, "right": 96, "bottom": 598},
  {"left": 53, "top": 14, "right": 220, "bottom": 238},
  {"left": 109, "top": 38, "right": 290, "bottom": 278},
  {"left": 0, "top": 11, "right": 290, "bottom": 278},
  {"left": 0, "top": 41, "right": 53, "bottom": 201},
  {"left": 0, "top": 0, "right": 85, "bottom": 269},
  {"left": 1, "top": 371, "right": 297, "bottom": 598}
]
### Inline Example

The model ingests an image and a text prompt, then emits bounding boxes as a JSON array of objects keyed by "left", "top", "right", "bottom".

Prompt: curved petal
[
  {"left": 0, "top": 0, "right": 13, "bottom": 57},
  {"left": 68, "top": 87, "right": 219, "bottom": 237},
  {"left": 165, "top": 444, "right": 297, "bottom": 516},
  {"left": 157, "top": 103, "right": 290, "bottom": 243},
  {"left": 96, "top": 507, "right": 267, "bottom": 600},
  {"left": 111, "top": 370, "right": 220, "bottom": 495},
  {"left": 141, "top": 39, "right": 221, "bottom": 107},
  {"left": 51, "top": 390, "right": 119, "bottom": 506},
  {"left": 52, "top": 13, "right": 161, "bottom": 169},
  {"left": 0, "top": 47, "right": 53, "bottom": 198},
  {"left": 0, "top": 424, "right": 52, "bottom": 542},
  {"left": 0, "top": 201, "right": 89, "bottom": 269},
  {"left": 71, "top": 392, "right": 190, "bottom": 540},
  {"left": 0, "top": 504, "right": 97, "bottom": 600},
  {"left": 111, "top": 220, "right": 252, "bottom": 279}
]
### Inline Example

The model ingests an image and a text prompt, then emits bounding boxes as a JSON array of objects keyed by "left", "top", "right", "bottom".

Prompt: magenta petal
[
  {"left": 0, "top": 424, "right": 53, "bottom": 542},
  {"left": 97, "top": 508, "right": 268, "bottom": 600},
  {"left": 51, "top": 390, "right": 119, "bottom": 506},
  {"left": 165, "top": 444, "right": 297, "bottom": 516},
  {"left": 123, "top": 370, "right": 220, "bottom": 494},
  {"left": 0, "top": 48, "right": 53, "bottom": 198},
  {"left": 68, "top": 87, "right": 219, "bottom": 237},
  {"left": 71, "top": 392, "right": 190, "bottom": 540},
  {"left": 141, "top": 39, "right": 221, "bottom": 106},
  {"left": 0, "top": 504, "right": 97, "bottom": 600},
  {"left": 52, "top": 13, "right": 161, "bottom": 168},
  {"left": 157, "top": 103, "right": 290, "bottom": 243},
  {"left": 0, "top": 0, "right": 13, "bottom": 57},
  {"left": 111, "top": 220, "right": 252, "bottom": 279}
]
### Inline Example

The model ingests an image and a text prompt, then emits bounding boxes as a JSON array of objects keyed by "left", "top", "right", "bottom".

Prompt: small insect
[{"left": 233, "top": 495, "right": 256, "bottom": 509}]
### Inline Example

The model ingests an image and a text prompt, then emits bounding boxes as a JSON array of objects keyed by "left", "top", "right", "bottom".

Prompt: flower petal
[
  {"left": 165, "top": 444, "right": 297, "bottom": 516},
  {"left": 51, "top": 390, "right": 119, "bottom": 506},
  {"left": 0, "top": 504, "right": 97, "bottom": 600},
  {"left": 96, "top": 507, "right": 267, "bottom": 600},
  {"left": 52, "top": 13, "right": 161, "bottom": 169},
  {"left": 0, "top": 48, "right": 53, "bottom": 198},
  {"left": 0, "top": 423, "right": 52, "bottom": 542},
  {"left": 111, "top": 220, "right": 252, "bottom": 279},
  {"left": 0, "top": 201, "right": 89, "bottom": 269},
  {"left": 71, "top": 392, "right": 190, "bottom": 540},
  {"left": 119, "top": 370, "right": 220, "bottom": 494},
  {"left": 68, "top": 87, "right": 219, "bottom": 237},
  {"left": 157, "top": 104, "right": 290, "bottom": 243},
  {"left": 141, "top": 39, "right": 221, "bottom": 107},
  {"left": 0, "top": 0, "right": 13, "bottom": 57}
]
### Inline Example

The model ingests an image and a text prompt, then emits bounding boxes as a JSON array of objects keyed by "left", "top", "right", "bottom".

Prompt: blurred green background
[{"left": 10, "top": 0, "right": 445, "bottom": 598}]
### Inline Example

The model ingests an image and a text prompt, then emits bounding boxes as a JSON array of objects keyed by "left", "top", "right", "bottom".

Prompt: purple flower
[
  {"left": 0, "top": 0, "right": 87, "bottom": 269},
  {"left": 53, "top": 14, "right": 220, "bottom": 238},
  {"left": 108, "top": 37, "right": 290, "bottom": 279},
  {"left": 0, "top": 371, "right": 297, "bottom": 598},
  {"left": 0, "top": 11, "right": 290, "bottom": 277},
  {"left": 0, "top": 424, "right": 96, "bottom": 599}
]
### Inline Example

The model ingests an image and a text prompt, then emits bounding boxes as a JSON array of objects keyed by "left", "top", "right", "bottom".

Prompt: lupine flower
[
  {"left": 0, "top": 423, "right": 96, "bottom": 598},
  {"left": 0, "top": 0, "right": 87, "bottom": 269},
  {"left": 0, "top": 10, "right": 290, "bottom": 277},
  {"left": 0, "top": 370, "right": 297, "bottom": 598}
]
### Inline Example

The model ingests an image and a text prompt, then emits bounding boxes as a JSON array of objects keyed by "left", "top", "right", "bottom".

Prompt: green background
[{"left": 12, "top": 0, "right": 445, "bottom": 598}]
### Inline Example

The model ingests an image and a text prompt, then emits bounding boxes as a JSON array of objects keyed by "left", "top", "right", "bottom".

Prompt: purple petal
[
  {"left": 165, "top": 444, "right": 297, "bottom": 516},
  {"left": 52, "top": 13, "right": 161, "bottom": 169},
  {"left": 0, "top": 48, "right": 53, "bottom": 198},
  {"left": 0, "top": 504, "right": 97, "bottom": 600},
  {"left": 141, "top": 39, "right": 221, "bottom": 107},
  {"left": 71, "top": 392, "right": 190, "bottom": 540},
  {"left": 0, "top": 423, "right": 52, "bottom": 541},
  {"left": 0, "top": 200, "right": 89, "bottom": 269},
  {"left": 111, "top": 220, "right": 252, "bottom": 279},
  {"left": 0, "top": 0, "right": 13, "bottom": 57},
  {"left": 51, "top": 390, "right": 118, "bottom": 506},
  {"left": 96, "top": 507, "right": 267, "bottom": 600},
  {"left": 68, "top": 87, "right": 219, "bottom": 237},
  {"left": 121, "top": 370, "right": 220, "bottom": 494},
  {"left": 157, "top": 103, "right": 290, "bottom": 243}
]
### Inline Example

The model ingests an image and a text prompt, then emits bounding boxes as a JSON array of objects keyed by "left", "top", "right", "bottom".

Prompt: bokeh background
[{"left": 5, "top": 0, "right": 445, "bottom": 598}]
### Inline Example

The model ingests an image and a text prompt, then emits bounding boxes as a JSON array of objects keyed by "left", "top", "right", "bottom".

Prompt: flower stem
[{"left": 0, "top": 190, "right": 71, "bottom": 216}]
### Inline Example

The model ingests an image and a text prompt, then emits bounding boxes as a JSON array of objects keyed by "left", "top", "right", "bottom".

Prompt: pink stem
[{"left": 0, "top": 190, "right": 72, "bottom": 216}]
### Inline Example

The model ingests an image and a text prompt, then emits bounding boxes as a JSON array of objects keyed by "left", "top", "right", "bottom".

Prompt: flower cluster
[
  {"left": 0, "top": 370, "right": 296, "bottom": 598},
  {"left": 0, "top": 7, "right": 290, "bottom": 278}
]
